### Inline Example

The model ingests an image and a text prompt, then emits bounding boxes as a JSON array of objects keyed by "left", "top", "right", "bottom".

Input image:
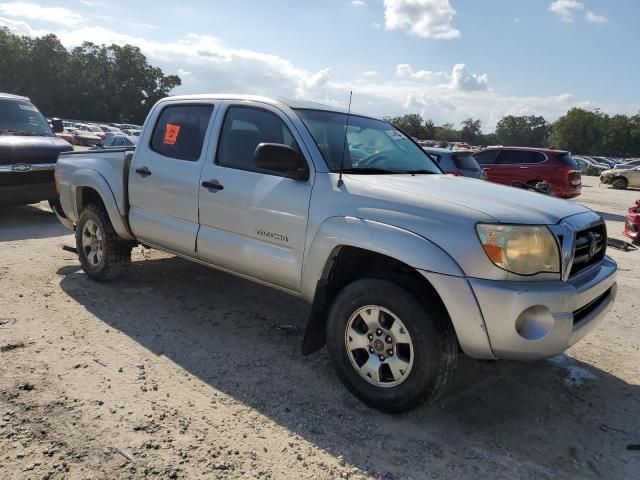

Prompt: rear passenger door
[
  {"left": 196, "top": 102, "right": 313, "bottom": 292},
  {"left": 496, "top": 149, "right": 548, "bottom": 186},
  {"left": 128, "top": 102, "right": 216, "bottom": 255}
]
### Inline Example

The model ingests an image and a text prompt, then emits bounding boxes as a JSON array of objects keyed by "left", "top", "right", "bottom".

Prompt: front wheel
[
  {"left": 612, "top": 177, "right": 628, "bottom": 190},
  {"left": 75, "top": 204, "right": 132, "bottom": 281},
  {"left": 326, "top": 277, "right": 458, "bottom": 412}
]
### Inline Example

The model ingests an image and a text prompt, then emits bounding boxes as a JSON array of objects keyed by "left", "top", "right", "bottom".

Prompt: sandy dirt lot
[{"left": 0, "top": 176, "right": 639, "bottom": 480}]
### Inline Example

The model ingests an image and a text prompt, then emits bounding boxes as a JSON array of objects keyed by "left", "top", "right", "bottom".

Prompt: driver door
[{"left": 196, "top": 101, "right": 314, "bottom": 292}]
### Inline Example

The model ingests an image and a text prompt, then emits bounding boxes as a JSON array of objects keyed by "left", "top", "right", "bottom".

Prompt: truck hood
[
  {"left": 0, "top": 135, "right": 73, "bottom": 164},
  {"left": 346, "top": 173, "right": 589, "bottom": 225}
]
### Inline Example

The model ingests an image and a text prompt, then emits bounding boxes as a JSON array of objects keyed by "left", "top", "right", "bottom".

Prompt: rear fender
[{"left": 70, "top": 169, "right": 134, "bottom": 240}]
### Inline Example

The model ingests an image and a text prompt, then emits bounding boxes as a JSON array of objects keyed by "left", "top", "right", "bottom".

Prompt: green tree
[
  {"left": 495, "top": 115, "right": 550, "bottom": 147},
  {"left": 460, "top": 118, "right": 482, "bottom": 144},
  {"left": 383, "top": 113, "right": 431, "bottom": 139},
  {"left": 434, "top": 123, "right": 459, "bottom": 142},
  {"left": 0, "top": 28, "right": 181, "bottom": 124},
  {"left": 548, "top": 108, "right": 604, "bottom": 154}
]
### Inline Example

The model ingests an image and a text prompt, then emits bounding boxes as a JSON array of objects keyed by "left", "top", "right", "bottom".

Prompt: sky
[{"left": 0, "top": 0, "right": 638, "bottom": 130}]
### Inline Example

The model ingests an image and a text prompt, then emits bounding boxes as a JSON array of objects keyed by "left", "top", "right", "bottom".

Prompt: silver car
[{"left": 422, "top": 147, "right": 486, "bottom": 179}]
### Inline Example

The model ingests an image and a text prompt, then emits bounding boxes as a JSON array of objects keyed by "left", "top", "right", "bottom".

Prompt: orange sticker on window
[{"left": 163, "top": 123, "right": 181, "bottom": 145}]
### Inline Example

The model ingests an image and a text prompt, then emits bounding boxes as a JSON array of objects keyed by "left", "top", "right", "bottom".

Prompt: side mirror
[
  {"left": 51, "top": 118, "right": 63, "bottom": 133},
  {"left": 254, "top": 143, "right": 309, "bottom": 181}
]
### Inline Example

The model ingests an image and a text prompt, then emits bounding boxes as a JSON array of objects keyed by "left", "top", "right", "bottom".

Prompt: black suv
[{"left": 0, "top": 93, "right": 73, "bottom": 206}]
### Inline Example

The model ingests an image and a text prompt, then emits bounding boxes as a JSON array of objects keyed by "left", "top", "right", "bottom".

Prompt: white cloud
[
  {"left": 0, "top": 16, "right": 48, "bottom": 36},
  {"left": 2, "top": 16, "right": 636, "bottom": 130},
  {"left": 383, "top": 0, "right": 460, "bottom": 39},
  {"left": 449, "top": 64, "right": 488, "bottom": 91},
  {"left": 396, "top": 63, "right": 444, "bottom": 81},
  {"left": 549, "top": 0, "right": 584, "bottom": 22},
  {"left": 361, "top": 70, "right": 378, "bottom": 77},
  {"left": 586, "top": 11, "right": 607, "bottom": 23},
  {"left": 0, "top": 2, "right": 83, "bottom": 26},
  {"left": 396, "top": 63, "right": 487, "bottom": 91},
  {"left": 350, "top": 0, "right": 366, "bottom": 6}
]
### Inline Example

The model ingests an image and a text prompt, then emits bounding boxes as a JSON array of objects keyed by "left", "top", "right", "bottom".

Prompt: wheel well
[
  {"left": 76, "top": 187, "right": 105, "bottom": 213},
  {"left": 301, "top": 246, "right": 451, "bottom": 355}
]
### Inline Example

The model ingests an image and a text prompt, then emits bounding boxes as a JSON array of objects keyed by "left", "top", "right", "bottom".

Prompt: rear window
[
  {"left": 558, "top": 153, "right": 579, "bottom": 169},
  {"left": 150, "top": 104, "right": 214, "bottom": 161},
  {"left": 453, "top": 152, "right": 481, "bottom": 170}
]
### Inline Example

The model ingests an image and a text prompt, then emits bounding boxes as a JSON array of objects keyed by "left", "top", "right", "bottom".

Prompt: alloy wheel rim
[
  {"left": 81, "top": 219, "right": 104, "bottom": 267},
  {"left": 344, "top": 305, "right": 414, "bottom": 388}
]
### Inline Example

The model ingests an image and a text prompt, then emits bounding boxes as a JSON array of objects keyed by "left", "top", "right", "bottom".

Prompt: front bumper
[{"left": 468, "top": 256, "right": 617, "bottom": 360}]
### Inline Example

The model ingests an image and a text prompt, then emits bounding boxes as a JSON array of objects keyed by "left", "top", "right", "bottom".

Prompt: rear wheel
[
  {"left": 612, "top": 177, "right": 629, "bottom": 190},
  {"left": 75, "top": 204, "right": 132, "bottom": 281},
  {"left": 326, "top": 277, "right": 457, "bottom": 412}
]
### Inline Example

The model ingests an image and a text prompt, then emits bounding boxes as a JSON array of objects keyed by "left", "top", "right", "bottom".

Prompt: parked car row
[
  {"left": 422, "top": 145, "right": 583, "bottom": 199},
  {"left": 49, "top": 118, "right": 142, "bottom": 146}
]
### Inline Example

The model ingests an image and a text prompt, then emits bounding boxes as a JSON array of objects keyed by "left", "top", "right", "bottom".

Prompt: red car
[
  {"left": 474, "top": 147, "right": 582, "bottom": 198},
  {"left": 624, "top": 200, "right": 640, "bottom": 243}
]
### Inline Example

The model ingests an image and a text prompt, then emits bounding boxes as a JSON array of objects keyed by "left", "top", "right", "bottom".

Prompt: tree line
[
  {"left": 0, "top": 28, "right": 181, "bottom": 124},
  {"left": 386, "top": 109, "right": 640, "bottom": 158}
]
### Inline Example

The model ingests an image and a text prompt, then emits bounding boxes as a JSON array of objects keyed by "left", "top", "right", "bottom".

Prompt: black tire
[
  {"left": 326, "top": 276, "right": 458, "bottom": 413},
  {"left": 75, "top": 203, "right": 132, "bottom": 281},
  {"left": 612, "top": 177, "right": 628, "bottom": 190}
]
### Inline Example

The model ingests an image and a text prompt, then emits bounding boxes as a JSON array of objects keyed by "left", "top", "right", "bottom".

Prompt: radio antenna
[{"left": 337, "top": 90, "right": 353, "bottom": 187}]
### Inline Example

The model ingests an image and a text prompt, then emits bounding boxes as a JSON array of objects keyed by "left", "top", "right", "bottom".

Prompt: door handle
[
  {"left": 520, "top": 166, "right": 529, "bottom": 169},
  {"left": 135, "top": 167, "right": 152, "bottom": 177},
  {"left": 202, "top": 180, "right": 224, "bottom": 191}
]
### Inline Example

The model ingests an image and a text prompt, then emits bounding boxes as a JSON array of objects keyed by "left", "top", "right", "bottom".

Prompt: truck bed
[{"left": 56, "top": 148, "right": 135, "bottom": 225}]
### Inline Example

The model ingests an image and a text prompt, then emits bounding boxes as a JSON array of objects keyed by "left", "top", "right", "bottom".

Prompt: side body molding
[
  {"left": 300, "top": 216, "right": 464, "bottom": 302},
  {"left": 70, "top": 169, "right": 135, "bottom": 240}
]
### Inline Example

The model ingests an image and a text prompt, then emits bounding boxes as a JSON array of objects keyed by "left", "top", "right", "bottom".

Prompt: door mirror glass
[{"left": 254, "top": 143, "right": 309, "bottom": 181}]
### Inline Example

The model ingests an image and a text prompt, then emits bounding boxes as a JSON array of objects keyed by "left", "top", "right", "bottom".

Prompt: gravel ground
[{"left": 0, "top": 175, "right": 638, "bottom": 480}]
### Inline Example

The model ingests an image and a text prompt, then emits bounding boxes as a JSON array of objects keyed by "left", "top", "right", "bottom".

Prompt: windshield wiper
[
  {"left": 340, "top": 167, "right": 398, "bottom": 174},
  {"left": 0, "top": 129, "right": 48, "bottom": 136}
]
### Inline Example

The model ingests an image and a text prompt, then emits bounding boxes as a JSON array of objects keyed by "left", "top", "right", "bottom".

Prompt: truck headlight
[{"left": 476, "top": 224, "right": 560, "bottom": 275}]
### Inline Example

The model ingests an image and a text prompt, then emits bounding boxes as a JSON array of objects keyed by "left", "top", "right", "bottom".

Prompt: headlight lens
[{"left": 476, "top": 224, "right": 560, "bottom": 275}]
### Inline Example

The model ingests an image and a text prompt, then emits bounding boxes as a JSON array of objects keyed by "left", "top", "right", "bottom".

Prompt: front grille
[
  {"left": 0, "top": 170, "right": 53, "bottom": 186},
  {"left": 570, "top": 223, "right": 606, "bottom": 277}
]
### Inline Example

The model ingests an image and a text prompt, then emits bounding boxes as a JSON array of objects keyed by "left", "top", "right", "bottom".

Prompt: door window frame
[
  {"left": 213, "top": 103, "right": 312, "bottom": 180},
  {"left": 148, "top": 102, "right": 216, "bottom": 162}
]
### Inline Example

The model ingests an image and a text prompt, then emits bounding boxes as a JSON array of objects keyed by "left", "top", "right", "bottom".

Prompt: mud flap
[{"left": 301, "top": 280, "right": 329, "bottom": 355}]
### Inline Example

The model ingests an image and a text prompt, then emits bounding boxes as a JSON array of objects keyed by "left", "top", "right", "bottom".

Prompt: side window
[
  {"left": 150, "top": 104, "right": 214, "bottom": 161},
  {"left": 475, "top": 150, "right": 499, "bottom": 165},
  {"left": 498, "top": 150, "right": 528, "bottom": 165},
  {"left": 217, "top": 106, "right": 300, "bottom": 174},
  {"left": 528, "top": 152, "right": 546, "bottom": 164},
  {"left": 103, "top": 137, "right": 116, "bottom": 147}
]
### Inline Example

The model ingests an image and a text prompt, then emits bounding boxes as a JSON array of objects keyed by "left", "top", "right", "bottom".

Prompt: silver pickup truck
[{"left": 54, "top": 94, "right": 617, "bottom": 412}]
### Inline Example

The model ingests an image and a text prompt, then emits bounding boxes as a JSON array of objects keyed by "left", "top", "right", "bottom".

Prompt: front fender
[
  {"left": 70, "top": 169, "right": 135, "bottom": 240},
  {"left": 300, "top": 216, "right": 463, "bottom": 302}
]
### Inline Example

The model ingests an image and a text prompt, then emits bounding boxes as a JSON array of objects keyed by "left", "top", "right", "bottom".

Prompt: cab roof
[{"left": 159, "top": 94, "right": 365, "bottom": 117}]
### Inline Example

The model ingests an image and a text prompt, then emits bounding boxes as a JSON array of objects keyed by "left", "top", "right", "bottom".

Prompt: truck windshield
[
  {"left": 295, "top": 109, "right": 441, "bottom": 174},
  {"left": 0, "top": 99, "right": 53, "bottom": 136}
]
